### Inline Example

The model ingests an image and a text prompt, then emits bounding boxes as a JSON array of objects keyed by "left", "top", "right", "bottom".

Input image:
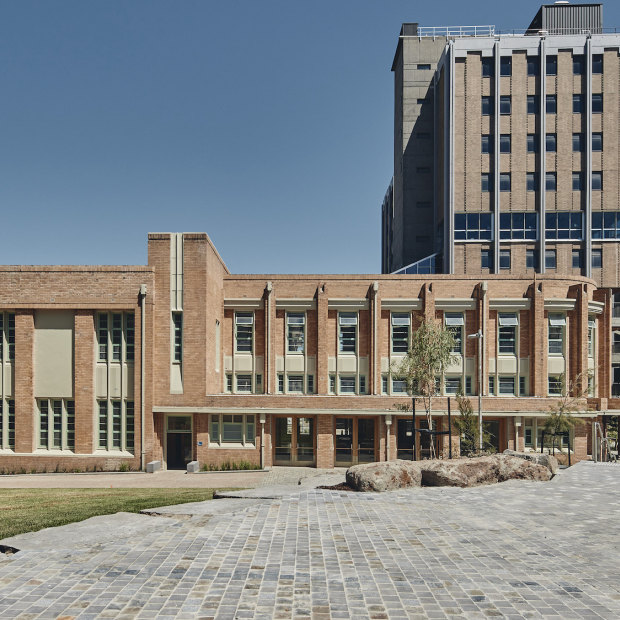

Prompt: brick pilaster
[
  {"left": 531, "top": 282, "right": 546, "bottom": 397},
  {"left": 316, "top": 284, "right": 328, "bottom": 395},
  {"left": 74, "top": 310, "right": 95, "bottom": 454},
  {"left": 316, "top": 414, "right": 334, "bottom": 468},
  {"left": 14, "top": 311, "right": 35, "bottom": 453}
]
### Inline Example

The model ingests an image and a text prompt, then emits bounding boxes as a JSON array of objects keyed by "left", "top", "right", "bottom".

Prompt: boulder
[
  {"left": 420, "top": 454, "right": 551, "bottom": 488},
  {"left": 503, "top": 449, "right": 559, "bottom": 475},
  {"left": 346, "top": 460, "right": 422, "bottom": 492}
]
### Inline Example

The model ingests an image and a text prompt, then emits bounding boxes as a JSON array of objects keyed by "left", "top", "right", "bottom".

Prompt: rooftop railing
[
  {"left": 410, "top": 26, "right": 617, "bottom": 39},
  {"left": 415, "top": 25, "right": 495, "bottom": 38}
]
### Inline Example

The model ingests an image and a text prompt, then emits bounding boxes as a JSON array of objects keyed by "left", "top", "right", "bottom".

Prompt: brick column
[
  {"left": 422, "top": 283, "right": 435, "bottom": 322},
  {"left": 594, "top": 288, "right": 611, "bottom": 399},
  {"left": 531, "top": 283, "right": 546, "bottom": 397},
  {"left": 74, "top": 310, "right": 95, "bottom": 454},
  {"left": 316, "top": 414, "right": 334, "bottom": 468},
  {"left": 370, "top": 282, "right": 379, "bottom": 395},
  {"left": 14, "top": 310, "right": 35, "bottom": 453},
  {"left": 571, "top": 283, "right": 589, "bottom": 393},
  {"left": 316, "top": 284, "right": 328, "bottom": 395}
]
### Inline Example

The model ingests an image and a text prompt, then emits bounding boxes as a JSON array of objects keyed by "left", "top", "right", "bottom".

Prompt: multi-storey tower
[{"left": 382, "top": 1, "right": 620, "bottom": 290}]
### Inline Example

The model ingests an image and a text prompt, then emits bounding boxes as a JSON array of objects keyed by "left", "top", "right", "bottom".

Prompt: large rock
[
  {"left": 421, "top": 454, "right": 551, "bottom": 488},
  {"left": 346, "top": 460, "right": 422, "bottom": 492},
  {"left": 503, "top": 449, "right": 559, "bottom": 475}
]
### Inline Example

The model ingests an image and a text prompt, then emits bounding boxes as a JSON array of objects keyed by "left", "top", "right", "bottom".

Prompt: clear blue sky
[{"left": 2, "top": 1, "right": 619, "bottom": 273}]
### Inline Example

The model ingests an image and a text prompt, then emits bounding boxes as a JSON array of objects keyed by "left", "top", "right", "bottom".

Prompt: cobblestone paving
[{"left": 0, "top": 462, "right": 619, "bottom": 619}]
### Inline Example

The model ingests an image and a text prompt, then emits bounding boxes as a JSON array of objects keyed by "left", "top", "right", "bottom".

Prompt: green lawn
[{"left": 0, "top": 488, "right": 232, "bottom": 540}]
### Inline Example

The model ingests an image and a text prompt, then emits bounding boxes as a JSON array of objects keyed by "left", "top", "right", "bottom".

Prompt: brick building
[{"left": 0, "top": 232, "right": 613, "bottom": 470}]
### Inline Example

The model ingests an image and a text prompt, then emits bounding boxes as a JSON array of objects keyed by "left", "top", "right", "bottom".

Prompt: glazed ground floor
[{"left": 150, "top": 410, "right": 597, "bottom": 470}]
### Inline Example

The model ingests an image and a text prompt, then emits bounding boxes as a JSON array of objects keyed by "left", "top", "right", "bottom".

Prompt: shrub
[
  {"left": 201, "top": 460, "right": 260, "bottom": 472},
  {"left": 118, "top": 462, "right": 130, "bottom": 472}
]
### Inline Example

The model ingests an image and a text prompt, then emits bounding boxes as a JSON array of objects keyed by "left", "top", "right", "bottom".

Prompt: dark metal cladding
[{"left": 527, "top": 3, "right": 603, "bottom": 35}]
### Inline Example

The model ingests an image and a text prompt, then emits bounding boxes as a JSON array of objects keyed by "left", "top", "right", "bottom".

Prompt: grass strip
[{"left": 0, "top": 488, "right": 233, "bottom": 540}]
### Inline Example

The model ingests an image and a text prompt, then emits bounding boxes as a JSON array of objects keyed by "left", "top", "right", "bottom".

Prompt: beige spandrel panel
[
  {"left": 548, "top": 356, "right": 566, "bottom": 375},
  {"left": 109, "top": 365, "right": 122, "bottom": 399},
  {"left": 497, "top": 357, "right": 518, "bottom": 375},
  {"left": 306, "top": 357, "right": 316, "bottom": 373},
  {"left": 123, "top": 365, "right": 134, "bottom": 398},
  {"left": 34, "top": 310, "right": 74, "bottom": 398},
  {"left": 3, "top": 364, "right": 13, "bottom": 397},
  {"left": 95, "top": 365, "right": 107, "bottom": 398}
]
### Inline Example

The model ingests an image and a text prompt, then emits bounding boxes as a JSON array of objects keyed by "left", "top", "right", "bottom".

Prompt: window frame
[
  {"left": 235, "top": 312, "right": 254, "bottom": 354},
  {"left": 444, "top": 313, "right": 464, "bottom": 354},
  {"left": 545, "top": 212, "right": 583, "bottom": 241},
  {"left": 454, "top": 212, "right": 493, "bottom": 241},
  {"left": 338, "top": 312, "right": 358, "bottom": 354},
  {"left": 499, "top": 96, "right": 511, "bottom": 115},
  {"left": 499, "top": 249, "right": 511, "bottom": 270},
  {"left": 499, "top": 212, "right": 537, "bottom": 241},
  {"left": 0, "top": 399, "right": 15, "bottom": 451},
  {"left": 498, "top": 313, "right": 517, "bottom": 355},
  {"left": 210, "top": 413, "right": 255, "bottom": 447},
  {"left": 287, "top": 312, "right": 305, "bottom": 354},
  {"left": 96, "top": 399, "right": 134, "bottom": 453},
  {"left": 545, "top": 94, "right": 557, "bottom": 114},
  {"left": 548, "top": 314, "right": 566, "bottom": 356},
  {"left": 391, "top": 312, "right": 410, "bottom": 354},
  {"left": 592, "top": 212, "right": 620, "bottom": 240}
]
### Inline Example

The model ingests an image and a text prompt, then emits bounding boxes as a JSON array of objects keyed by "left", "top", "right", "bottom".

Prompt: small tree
[
  {"left": 453, "top": 392, "right": 492, "bottom": 456},
  {"left": 544, "top": 371, "right": 588, "bottom": 455},
  {"left": 392, "top": 318, "right": 457, "bottom": 458}
]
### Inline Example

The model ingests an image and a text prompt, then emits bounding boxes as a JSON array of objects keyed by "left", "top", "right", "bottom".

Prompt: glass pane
[
  {"left": 275, "top": 417, "right": 292, "bottom": 461},
  {"left": 296, "top": 418, "right": 314, "bottom": 462},
  {"left": 168, "top": 416, "right": 192, "bottom": 432},
  {"left": 357, "top": 418, "right": 376, "bottom": 463},
  {"left": 335, "top": 418, "right": 353, "bottom": 462}
]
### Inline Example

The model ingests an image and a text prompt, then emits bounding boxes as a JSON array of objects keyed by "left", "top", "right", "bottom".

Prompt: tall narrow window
[
  {"left": 548, "top": 314, "right": 565, "bottom": 355},
  {"left": 572, "top": 133, "right": 584, "bottom": 152},
  {"left": 526, "top": 249, "right": 538, "bottom": 270},
  {"left": 481, "top": 134, "right": 492, "bottom": 154},
  {"left": 527, "top": 134, "right": 538, "bottom": 153},
  {"left": 111, "top": 313, "right": 122, "bottom": 361},
  {"left": 125, "top": 314, "right": 135, "bottom": 361},
  {"left": 500, "top": 96, "right": 511, "bottom": 115},
  {"left": 545, "top": 249, "right": 556, "bottom": 270},
  {"left": 526, "top": 172, "right": 537, "bottom": 192},
  {"left": 498, "top": 314, "right": 517, "bottom": 354},
  {"left": 500, "top": 56, "right": 511, "bottom": 76},
  {"left": 592, "top": 249, "right": 602, "bottom": 269},
  {"left": 592, "top": 54, "right": 603, "bottom": 74},
  {"left": 38, "top": 399, "right": 75, "bottom": 451},
  {"left": 573, "top": 94, "right": 584, "bottom": 113},
  {"left": 172, "top": 312, "right": 183, "bottom": 362},
  {"left": 499, "top": 250, "right": 511, "bottom": 270},
  {"left": 499, "top": 135, "right": 511, "bottom": 153},
  {"left": 499, "top": 173, "right": 511, "bottom": 192},
  {"left": 287, "top": 313, "right": 305, "bottom": 353},
  {"left": 235, "top": 312, "right": 253, "bottom": 353},
  {"left": 339, "top": 313, "right": 357, "bottom": 353},
  {"left": 545, "top": 173, "right": 557, "bottom": 191},
  {"left": 592, "top": 133, "right": 603, "bottom": 151},
  {"left": 391, "top": 313, "right": 410, "bottom": 353},
  {"left": 592, "top": 94, "right": 603, "bottom": 113},
  {"left": 588, "top": 319, "right": 596, "bottom": 358},
  {"left": 482, "top": 96, "right": 492, "bottom": 115},
  {"left": 444, "top": 313, "right": 463, "bottom": 354},
  {"left": 0, "top": 400, "right": 15, "bottom": 450},
  {"left": 527, "top": 57, "right": 539, "bottom": 76},
  {"left": 572, "top": 172, "right": 584, "bottom": 191},
  {"left": 482, "top": 57, "right": 493, "bottom": 77},
  {"left": 546, "top": 56, "right": 557, "bottom": 75},
  {"left": 527, "top": 95, "right": 537, "bottom": 114},
  {"left": 481, "top": 173, "right": 491, "bottom": 193},
  {"left": 97, "top": 400, "right": 134, "bottom": 452},
  {"left": 481, "top": 249, "right": 492, "bottom": 270},
  {"left": 98, "top": 314, "right": 108, "bottom": 361},
  {"left": 545, "top": 134, "right": 557, "bottom": 152},
  {"left": 572, "top": 249, "right": 582, "bottom": 269},
  {"left": 546, "top": 95, "right": 557, "bottom": 114},
  {"left": 573, "top": 55, "right": 584, "bottom": 75}
]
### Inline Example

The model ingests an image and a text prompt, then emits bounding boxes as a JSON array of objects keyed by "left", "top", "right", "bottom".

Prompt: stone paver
[{"left": 1, "top": 462, "right": 619, "bottom": 618}]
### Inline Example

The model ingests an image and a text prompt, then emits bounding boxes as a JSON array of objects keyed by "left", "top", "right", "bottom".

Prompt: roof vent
[{"left": 554, "top": 1, "right": 570, "bottom": 4}]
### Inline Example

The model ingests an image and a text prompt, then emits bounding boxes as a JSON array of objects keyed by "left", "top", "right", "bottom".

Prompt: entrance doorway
[
  {"left": 274, "top": 416, "right": 316, "bottom": 466},
  {"left": 396, "top": 417, "right": 439, "bottom": 460},
  {"left": 166, "top": 415, "right": 193, "bottom": 470},
  {"left": 335, "top": 417, "right": 377, "bottom": 466},
  {"left": 483, "top": 420, "right": 502, "bottom": 453}
]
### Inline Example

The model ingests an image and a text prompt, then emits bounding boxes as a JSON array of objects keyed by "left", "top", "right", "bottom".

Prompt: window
[
  {"left": 236, "top": 375, "right": 252, "bottom": 392},
  {"left": 500, "top": 56, "right": 511, "bottom": 76},
  {"left": 546, "top": 95, "right": 556, "bottom": 114},
  {"left": 524, "top": 424, "right": 533, "bottom": 447},
  {"left": 572, "top": 249, "right": 582, "bottom": 269},
  {"left": 592, "top": 133, "right": 603, "bottom": 151},
  {"left": 391, "top": 313, "right": 410, "bottom": 353},
  {"left": 500, "top": 212, "right": 537, "bottom": 240},
  {"left": 592, "top": 54, "right": 603, "bottom": 74},
  {"left": 573, "top": 94, "right": 584, "bottom": 113},
  {"left": 444, "top": 377, "right": 461, "bottom": 395},
  {"left": 545, "top": 133, "right": 557, "bottom": 152},
  {"left": 526, "top": 249, "right": 538, "bottom": 269},
  {"left": 573, "top": 133, "right": 584, "bottom": 152},
  {"left": 392, "top": 378, "right": 407, "bottom": 393},
  {"left": 499, "top": 173, "right": 511, "bottom": 192},
  {"left": 38, "top": 399, "right": 75, "bottom": 451},
  {"left": 226, "top": 374, "right": 233, "bottom": 392},
  {"left": 488, "top": 375, "right": 495, "bottom": 395},
  {"left": 482, "top": 96, "right": 492, "bottom": 115},
  {"left": 546, "top": 55, "right": 557, "bottom": 75},
  {"left": 548, "top": 314, "right": 565, "bottom": 355},
  {"left": 548, "top": 376, "right": 562, "bottom": 396},
  {"left": 338, "top": 312, "right": 357, "bottom": 353},
  {"left": 481, "top": 249, "right": 492, "bottom": 270},
  {"left": 481, "top": 173, "right": 491, "bottom": 193},
  {"left": 307, "top": 375, "right": 314, "bottom": 394},
  {"left": 445, "top": 313, "right": 463, "bottom": 354},
  {"left": 592, "top": 249, "right": 602, "bottom": 269},
  {"left": 499, "top": 376, "right": 515, "bottom": 395},
  {"left": 499, "top": 250, "right": 511, "bottom": 270},
  {"left": 592, "top": 212, "right": 620, "bottom": 239},
  {"left": 235, "top": 312, "right": 253, "bottom": 353},
  {"left": 573, "top": 54, "right": 584, "bottom": 75},
  {"left": 519, "top": 376, "right": 527, "bottom": 396},
  {"left": 465, "top": 376, "right": 473, "bottom": 395},
  {"left": 210, "top": 414, "right": 255, "bottom": 446},
  {"left": 499, "top": 134, "right": 511, "bottom": 153},
  {"left": 454, "top": 212, "right": 493, "bottom": 241},
  {"left": 545, "top": 212, "right": 583, "bottom": 240},
  {"left": 172, "top": 312, "right": 182, "bottom": 362},
  {"left": 417, "top": 63, "right": 431, "bottom": 70},
  {"left": 482, "top": 57, "right": 493, "bottom": 77},
  {"left": 572, "top": 172, "right": 583, "bottom": 191},
  {"left": 359, "top": 376, "right": 366, "bottom": 394},
  {"left": 545, "top": 249, "right": 556, "bottom": 269},
  {"left": 339, "top": 376, "right": 356, "bottom": 393},
  {"left": 545, "top": 172, "right": 556, "bottom": 191},
  {"left": 527, "top": 95, "right": 537, "bottom": 114},
  {"left": 500, "top": 96, "right": 511, "bottom": 115},
  {"left": 98, "top": 312, "right": 135, "bottom": 363},
  {"left": 256, "top": 374, "right": 262, "bottom": 392},
  {"left": 592, "top": 172, "right": 603, "bottom": 191},
  {"left": 287, "top": 312, "right": 305, "bottom": 353},
  {"left": 97, "top": 400, "right": 134, "bottom": 452},
  {"left": 588, "top": 319, "right": 596, "bottom": 358},
  {"left": 277, "top": 374, "right": 284, "bottom": 393},
  {"left": 0, "top": 399, "right": 15, "bottom": 450},
  {"left": 498, "top": 313, "right": 517, "bottom": 354},
  {"left": 527, "top": 57, "right": 539, "bottom": 76},
  {"left": 526, "top": 172, "right": 537, "bottom": 192},
  {"left": 288, "top": 375, "right": 304, "bottom": 393},
  {"left": 382, "top": 376, "right": 388, "bottom": 394},
  {"left": 329, "top": 375, "right": 336, "bottom": 394},
  {"left": 481, "top": 134, "right": 492, "bottom": 154},
  {"left": 0, "top": 313, "right": 15, "bottom": 362},
  {"left": 527, "top": 134, "right": 538, "bottom": 153},
  {"left": 592, "top": 94, "right": 603, "bottom": 113}
]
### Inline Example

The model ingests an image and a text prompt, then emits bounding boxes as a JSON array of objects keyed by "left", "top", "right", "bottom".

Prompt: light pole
[{"left": 467, "top": 329, "right": 484, "bottom": 451}]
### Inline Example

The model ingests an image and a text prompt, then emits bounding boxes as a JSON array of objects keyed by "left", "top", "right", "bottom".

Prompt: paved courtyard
[{"left": 0, "top": 462, "right": 619, "bottom": 619}]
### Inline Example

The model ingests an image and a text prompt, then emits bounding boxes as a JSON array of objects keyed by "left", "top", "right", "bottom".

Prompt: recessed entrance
[
  {"left": 335, "top": 416, "right": 377, "bottom": 466},
  {"left": 396, "top": 417, "right": 440, "bottom": 460},
  {"left": 166, "top": 415, "right": 193, "bottom": 470},
  {"left": 274, "top": 416, "right": 316, "bottom": 466}
]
